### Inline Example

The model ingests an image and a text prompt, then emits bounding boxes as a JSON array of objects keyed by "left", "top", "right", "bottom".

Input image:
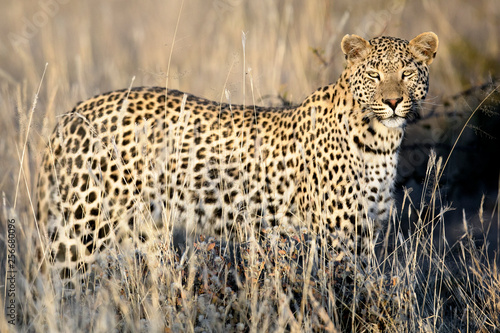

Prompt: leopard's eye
[
  {"left": 366, "top": 71, "right": 380, "bottom": 80},
  {"left": 402, "top": 70, "right": 416, "bottom": 79}
]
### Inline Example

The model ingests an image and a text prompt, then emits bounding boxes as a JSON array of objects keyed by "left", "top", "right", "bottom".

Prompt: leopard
[{"left": 36, "top": 32, "right": 438, "bottom": 289}]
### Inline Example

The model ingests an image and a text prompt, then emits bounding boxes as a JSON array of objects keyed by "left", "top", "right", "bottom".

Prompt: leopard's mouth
[
  {"left": 371, "top": 105, "right": 412, "bottom": 128},
  {"left": 379, "top": 114, "right": 406, "bottom": 128}
]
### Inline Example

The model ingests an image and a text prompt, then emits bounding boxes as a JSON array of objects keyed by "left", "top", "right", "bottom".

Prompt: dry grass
[{"left": 1, "top": 0, "right": 499, "bottom": 332}]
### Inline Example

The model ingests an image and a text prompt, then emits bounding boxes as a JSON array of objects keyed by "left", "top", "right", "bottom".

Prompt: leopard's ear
[
  {"left": 341, "top": 34, "right": 371, "bottom": 65},
  {"left": 409, "top": 32, "right": 439, "bottom": 65}
]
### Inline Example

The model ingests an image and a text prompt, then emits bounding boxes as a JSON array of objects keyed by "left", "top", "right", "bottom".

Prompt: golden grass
[{"left": 1, "top": 0, "right": 499, "bottom": 332}]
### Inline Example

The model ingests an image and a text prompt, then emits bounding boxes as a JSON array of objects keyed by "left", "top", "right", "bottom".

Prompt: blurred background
[{"left": 0, "top": 0, "right": 498, "bottom": 250}]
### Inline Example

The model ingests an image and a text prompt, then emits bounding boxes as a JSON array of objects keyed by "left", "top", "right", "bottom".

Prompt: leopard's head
[{"left": 342, "top": 32, "right": 438, "bottom": 128}]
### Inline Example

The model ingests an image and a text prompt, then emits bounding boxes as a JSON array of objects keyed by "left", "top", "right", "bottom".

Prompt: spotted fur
[{"left": 36, "top": 32, "right": 438, "bottom": 286}]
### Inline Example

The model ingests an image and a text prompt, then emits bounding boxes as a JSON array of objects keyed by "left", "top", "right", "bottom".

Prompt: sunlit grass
[{"left": 9, "top": 146, "right": 499, "bottom": 332}]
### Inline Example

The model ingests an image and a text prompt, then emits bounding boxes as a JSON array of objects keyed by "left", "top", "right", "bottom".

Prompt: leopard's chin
[{"left": 380, "top": 116, "right": 406, "bottom": 128}]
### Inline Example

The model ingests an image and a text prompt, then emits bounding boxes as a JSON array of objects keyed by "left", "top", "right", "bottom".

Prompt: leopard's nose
[{"left": 382, "top": 97, "right": 403, "bottom": 111}]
